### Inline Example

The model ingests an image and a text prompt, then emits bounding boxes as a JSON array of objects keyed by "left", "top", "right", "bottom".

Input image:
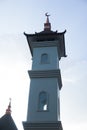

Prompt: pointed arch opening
[
  {"left": 38, "top": 91, "right": 48, "bottom": 111},
  {"left": 41, "top": 53, "right": 49, "bottom": 64}
]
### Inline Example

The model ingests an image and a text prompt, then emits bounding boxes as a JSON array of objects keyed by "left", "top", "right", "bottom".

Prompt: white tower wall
[
  {"left": 32, "top": 46, "right": 59, "bottom": 70},
  {"left": 27, "top": 45, "right": 61, "bottom": 122},
  {"left": 27, "top": 78, "right": 60, "bottom": 122}
]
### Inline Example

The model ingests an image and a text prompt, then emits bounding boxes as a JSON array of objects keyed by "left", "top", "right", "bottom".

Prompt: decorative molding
[
  {"left": 23, "top": 121, "right": 63, "bottom": 130},
  {"left": 31, "top": 40, "right": 59, "bottom": 48},
  {"left": 28, "top": 69, "right": 62, "bottom": 90}
]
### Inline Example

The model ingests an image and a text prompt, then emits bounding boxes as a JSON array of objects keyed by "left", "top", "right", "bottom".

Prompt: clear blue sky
[{"left": 0, "top": 0, "right": 87, "bottom": 130}]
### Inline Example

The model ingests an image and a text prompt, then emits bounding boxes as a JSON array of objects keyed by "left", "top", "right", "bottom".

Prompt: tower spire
[
  {"left": 44, "top": 13, "right": 51, "bottom": 31},
  {"left": 6, "top": 98, "right": 11, "bottom": 114}
]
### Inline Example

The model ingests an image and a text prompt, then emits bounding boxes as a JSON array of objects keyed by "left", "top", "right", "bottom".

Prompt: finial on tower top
[
  {"left": 45, "top": 13, "right": 50, "bottom": 22},
  {"left": 6, "top": 98, "right": 11, "bottom": 115},
  {"left": 45, "top": 12, "right": 50, "bottom": 17},
  {"left": 44, "top": 12, "right": 51, "bottom": 31}
]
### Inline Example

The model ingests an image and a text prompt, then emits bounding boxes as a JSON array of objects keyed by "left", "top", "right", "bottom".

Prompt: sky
[{"left": 0, "top": 0, "right": 87, "bottom": 130}]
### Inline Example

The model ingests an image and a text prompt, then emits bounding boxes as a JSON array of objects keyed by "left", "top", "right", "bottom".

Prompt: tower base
[{"left": 23, "top": 121, "right": 63, "bottom": 130}]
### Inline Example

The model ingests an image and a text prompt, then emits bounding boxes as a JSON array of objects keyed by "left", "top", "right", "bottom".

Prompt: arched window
[
  {"left": 38, "top": 91, "right": 48, "bottom": 111},
  {"left": 41, "top": 53, "right": 49, "bottom": 64}
]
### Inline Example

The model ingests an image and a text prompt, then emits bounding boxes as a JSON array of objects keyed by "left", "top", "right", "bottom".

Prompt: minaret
[
  {"left": 23, "top": 14, "right": 66, "bottom": 130},
  {"left": 0, "top": 99, "right": 18, "bottom": 130}
]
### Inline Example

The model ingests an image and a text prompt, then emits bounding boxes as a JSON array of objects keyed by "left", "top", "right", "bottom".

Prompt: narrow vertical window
[
  {"left": 41, "top": 53, "right": 48, "bottom": 64},
  {"left": 39, "top": 92, "right": 48, "bottom": 111}
]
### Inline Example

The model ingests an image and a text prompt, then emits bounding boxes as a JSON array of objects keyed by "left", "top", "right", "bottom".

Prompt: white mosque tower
[{"left": 23, "top": 13, "right": 66, "bottom": 130}]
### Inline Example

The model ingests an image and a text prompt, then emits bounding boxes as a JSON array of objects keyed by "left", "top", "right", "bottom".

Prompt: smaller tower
[
  {"left": 0, "top": 99, "right": 18, "bottom": 130},
  {"left": 23, "top": 14, "right": 66, "bottom": 130}
]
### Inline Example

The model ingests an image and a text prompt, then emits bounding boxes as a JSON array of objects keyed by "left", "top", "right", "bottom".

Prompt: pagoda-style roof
[
  {"left": 24, "top": 14, "right": 66, "bottom": 60},
  {"left": 24, "top": 30, "right": 66, "bottom": 60},
  {"left": 0, "top": 114, "right": 18, "bottom": 130}
]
